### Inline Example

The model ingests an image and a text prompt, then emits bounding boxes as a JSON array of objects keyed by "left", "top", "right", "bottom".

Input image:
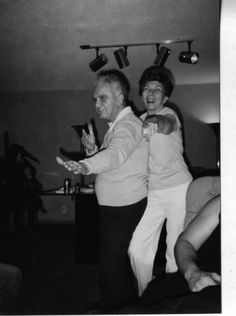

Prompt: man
[
  {"left": 57, "top": 69, "right": 148, "bottom": 310},
  {"left": 128, "top": 66, "right": 192, "bottom": 295},
  {"left": 0, "top": 262, "right": 22, "bottom": 313}
]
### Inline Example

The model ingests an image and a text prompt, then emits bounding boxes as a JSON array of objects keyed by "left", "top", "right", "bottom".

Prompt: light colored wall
[
  {"left": 0, "top": 82, "right": 220, "bottom": 222},
  {"left": 168, "top": 83, "right": 220, "bottom": 168}
]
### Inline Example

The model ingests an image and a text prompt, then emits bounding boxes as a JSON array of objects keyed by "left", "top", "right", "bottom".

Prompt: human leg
[
  {"left": 0, "top": 263, "right": 23, "bottom": 313},
  {"left": 128, "top": 191, "right": 166, "bottom": 296},
  {"left": 165, "top": 182, "right": 190, "bottom": 273},
  {"left": 99, "top": 198, "right": 147, "bottom": 309}
]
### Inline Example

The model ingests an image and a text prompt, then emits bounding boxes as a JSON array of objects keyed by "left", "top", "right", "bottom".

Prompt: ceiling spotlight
[
  {"left": 154, "top": 45, "right": 171, "bottom": 67},
  {"left": 89, "top": 48, "right": 108, "bottom": 72},
  {"left": 179, "top": 41, "right": 199, "bottom": 64},
  {"left": 113, "top": 46, "right": 130, "bottom": 69}
]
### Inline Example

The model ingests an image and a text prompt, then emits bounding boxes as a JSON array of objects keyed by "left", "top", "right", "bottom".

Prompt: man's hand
[
  {"left": 56, "top": 156, "right": 88, "bottom": 175},
  {"left": 81, "top": 123, "right": 96, "bottom": 153},
  {"left": 63, "top": 160, "right": 82, "bottom": 174},
  {"left": 186, "top": 269, "right": 221, "bottom": 292}
]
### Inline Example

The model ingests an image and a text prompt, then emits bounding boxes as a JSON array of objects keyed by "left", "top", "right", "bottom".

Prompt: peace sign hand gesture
[{"left": 81, "top": 123, "right": 96, "bottom": 153}]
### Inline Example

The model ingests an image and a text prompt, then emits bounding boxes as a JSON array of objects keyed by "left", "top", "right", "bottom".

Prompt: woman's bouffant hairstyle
[{"left": 139, "top": 66, "right": 175, "bottom": 97}]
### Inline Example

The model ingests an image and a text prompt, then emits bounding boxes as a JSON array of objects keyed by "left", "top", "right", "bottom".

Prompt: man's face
[
  {"left": 93, "top": 79, "right": 123, "bottom": 122},
  {"left": 141, "top": 80, "right": 168, "bottom": 114}
]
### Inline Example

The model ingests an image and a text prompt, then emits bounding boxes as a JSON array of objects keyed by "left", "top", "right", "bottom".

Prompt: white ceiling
[{"left": 0, "top": 0, "right": 220, "bottom": 92}]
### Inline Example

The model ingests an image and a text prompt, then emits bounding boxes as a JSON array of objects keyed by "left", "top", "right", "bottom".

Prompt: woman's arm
[
  {"left": 174, "top": 195, "right": 221, "bottom": 292},
  {"left": 143, "top": 113, "right": 177, "bottom": 135}
]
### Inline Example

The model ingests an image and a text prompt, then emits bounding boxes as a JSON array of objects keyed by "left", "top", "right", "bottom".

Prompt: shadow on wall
[
  {"left": 59, "top": 119, "right": 100, "bottom": 162},
  {"left": 0, "top": 137, "right": 47, "bottom": 235}
]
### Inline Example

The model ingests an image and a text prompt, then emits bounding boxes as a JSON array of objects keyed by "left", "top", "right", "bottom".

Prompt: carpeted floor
[
  {"left": 0, "top": 219, "right": 168, "bottom": 315},
  {"left": 0, "top": 224, "right": 100, "bottom": 315},
  {"left": 1, "top": 220, "right": 221, "bottom": 315}
]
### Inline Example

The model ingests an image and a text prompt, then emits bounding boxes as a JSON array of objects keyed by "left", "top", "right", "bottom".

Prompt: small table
[
  {"left": 74, "top": 191, "right": 99, "bottom": 264},
  {"left": 41, "top": 188, "right": 100, "bottom": 264}
]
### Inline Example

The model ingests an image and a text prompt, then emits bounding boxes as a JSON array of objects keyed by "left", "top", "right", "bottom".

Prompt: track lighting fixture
[
  {"left": 154, "top": 45, "right": 171, "bottom": 67},
  {"left": 80, "top": 38, "right": 199, "bottom": 70},
  {"left": 113, "top": 46, "right": 129, "bottom": 69},
  {"left": 179, "top": 41, "right": 199, "bottom": 64},
  {"left": 89, "top": 48, "right": 108, "bottom": 72}
]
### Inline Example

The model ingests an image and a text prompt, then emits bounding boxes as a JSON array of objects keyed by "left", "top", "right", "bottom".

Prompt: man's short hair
[
  {"left": 139, "top": 66, "right": 174, "bottom": 97},
  {"left": 97, "top": 69, "right": 130, "bottom": 103}
]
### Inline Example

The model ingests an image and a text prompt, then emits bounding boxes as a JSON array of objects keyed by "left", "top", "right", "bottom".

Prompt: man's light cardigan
[{"left": 81, "top": 107, "right": 149, "bottom": 206}]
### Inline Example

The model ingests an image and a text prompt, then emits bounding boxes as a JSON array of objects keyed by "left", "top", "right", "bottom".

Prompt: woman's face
[{"left": 141, "top": 80, "right": 168, "bottom": 115}]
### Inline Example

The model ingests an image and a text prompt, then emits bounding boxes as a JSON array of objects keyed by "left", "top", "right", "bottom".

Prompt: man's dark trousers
[{"left": 99, "top": 197, "right": 147, "bottom": 309}]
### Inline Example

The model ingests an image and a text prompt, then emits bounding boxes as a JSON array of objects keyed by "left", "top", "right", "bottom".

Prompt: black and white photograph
[{"left": 0, "top": 0, "right": 235, "bottom": 314}]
